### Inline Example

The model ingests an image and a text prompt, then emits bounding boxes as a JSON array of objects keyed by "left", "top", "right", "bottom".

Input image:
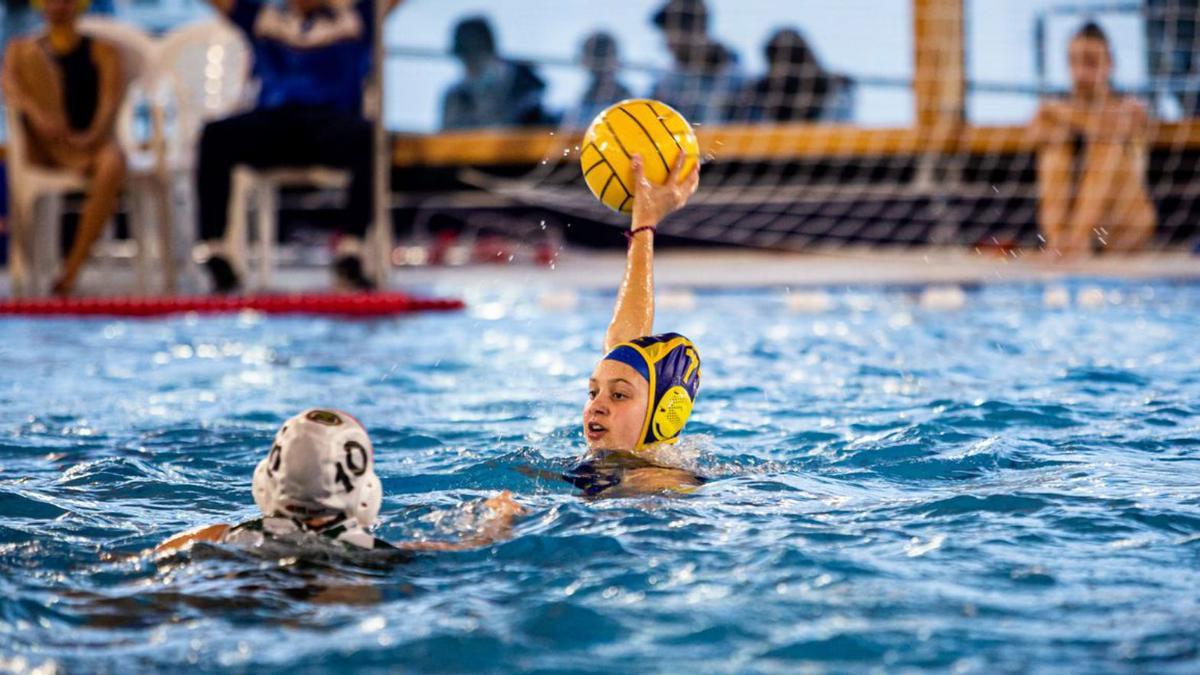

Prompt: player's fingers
[
  {"left": 683, "top": 164, "right": 700, "bottom": 195},
  {"left": 669, "top": 151, "right": 689, "bottom": 183},
  {"left": 630, "top": 154, "right": 645, "bottom": 187}
]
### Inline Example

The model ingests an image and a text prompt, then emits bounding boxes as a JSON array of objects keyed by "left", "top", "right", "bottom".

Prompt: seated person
[
  {"left": 728, "top": 28, "right": 834, "bottom": 123},
  {"left": 1, "top": 0, "right": 125, "bottom": 296},
  {"left": 440, "top": 15, "right": 553, "bottom": 130},
  {"left": 1030, "top": 21, "right": 1156, "bottom": 256},
  {"left": 567, "top": 31, "right": 633, "bottom": 127},
  {"left": 157, "top": 408, "right": 524, "bottom": 554},
  {"left": 648, "top": 0, "right": 742, "bottom": 125},
  {"left": 196, "top": 0, "right": 407, "bottom": 293},
  {"left": 563, "top": 152, "right": 707, "bottom": 498}
]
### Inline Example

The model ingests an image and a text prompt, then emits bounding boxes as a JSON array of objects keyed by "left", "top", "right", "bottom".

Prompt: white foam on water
[
  {"left": 1043, "top": 286, "right": 1071, "bottom": 308},
  {"left": 657, "top": 291, "right": 696, "bottom": 311},
  {"left": 786, "top": 290, "right": 833, "bottom": 313},
  {"left": 538, "top": 290, "right": 579, "bottom": 311},
  {"left": 1077, "top": 286, "right": 1107, "bottom": 308},
  {"left": 919, "top": 285, "right": 967, "bottom": 311}
]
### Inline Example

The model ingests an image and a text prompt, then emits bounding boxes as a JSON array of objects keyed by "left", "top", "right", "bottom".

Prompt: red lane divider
[{"left": 0, "top": 293, "right": 465, "bottom": 318}]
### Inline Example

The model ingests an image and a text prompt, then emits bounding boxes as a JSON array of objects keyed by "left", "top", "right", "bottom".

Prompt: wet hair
[
  {"left": 452, "top": 16, "right": 497, "bottom": 59},
  {"left": 1072, "top": 21, "right": 1111, "bottom": 54}
]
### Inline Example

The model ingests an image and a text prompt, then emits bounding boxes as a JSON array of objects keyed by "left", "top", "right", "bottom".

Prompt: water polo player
[
  {"left": 566, "top": 152, "right": 706, "bottom": 496},
  {"left": 157, "top": 409, "right": 524, "bottom": 554}
]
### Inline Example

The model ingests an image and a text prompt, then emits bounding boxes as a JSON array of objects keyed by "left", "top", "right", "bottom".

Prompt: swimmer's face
[
  {"left": 41, "top": 0, "right": 80, "bottom": 26},
  {"left": 585, "top": 359, "right": 650, "bottom": 452},
  {"left": 1068, "top": 36, "right": 1111, "bottom": 97}
]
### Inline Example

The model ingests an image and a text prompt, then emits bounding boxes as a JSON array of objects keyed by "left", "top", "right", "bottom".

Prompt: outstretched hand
[
  {"left": 630, "top": 151, "right": 700, "bottom": 227},
  {"left": 483, "top": 490, "right": 526, "bottom": 522}
]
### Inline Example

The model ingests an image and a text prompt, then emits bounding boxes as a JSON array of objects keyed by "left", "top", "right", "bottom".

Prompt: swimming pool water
[{"left": 1, "top": 281, "right": 1198, "bottom": 673}]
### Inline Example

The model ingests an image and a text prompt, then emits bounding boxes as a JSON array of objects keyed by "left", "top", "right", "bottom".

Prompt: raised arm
[{"left": 603, "top": 152, "right": 700, "bottom": 352}]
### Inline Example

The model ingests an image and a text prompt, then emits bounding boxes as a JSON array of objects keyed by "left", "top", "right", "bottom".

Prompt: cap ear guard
[
  {"left": 251, "top": 409, "right": 382, "bottom": 529},
  {"left": 651, "top": 385, "right": 694, "bottom": 441}
]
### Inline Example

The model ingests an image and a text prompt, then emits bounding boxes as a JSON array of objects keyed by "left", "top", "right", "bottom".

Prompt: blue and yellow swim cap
[{"left": 602, "top": 333, "right": 701, "bottom": 450}]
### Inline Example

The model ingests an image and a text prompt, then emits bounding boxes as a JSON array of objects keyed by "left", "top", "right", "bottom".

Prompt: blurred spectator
[
  {"left": 649, "top": 0, "right": 742, "bottom": 125},
  {"left": 195, "top": 0, "right": 407, "bottom": 293},
  {"left": 1030, "top": 22, "right": 1156, "bottom": 255},
  {"left": 1144, "top": 0, "right": 1200, "bottom": 116},
  {"left": 1, "top": 0, "right": 125, "bottom": 296},
  {"left": 728, "top": 28, "right": 837, "bottom": 123},
  {"left": 441, "top": 15, "right": 553, "bottom": 129},
  {"left": 566, "top": 31, "right": 632, "bottom": 127}
]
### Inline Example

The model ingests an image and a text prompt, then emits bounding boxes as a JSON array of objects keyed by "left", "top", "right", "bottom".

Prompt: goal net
[{"left": 387, "top": 0, "right": 1200, "bottom": 256}]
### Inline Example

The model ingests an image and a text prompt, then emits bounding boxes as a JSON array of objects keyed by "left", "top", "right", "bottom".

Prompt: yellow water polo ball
[{"left": 580, "top": 98, "right": 700, "bottom": 214}]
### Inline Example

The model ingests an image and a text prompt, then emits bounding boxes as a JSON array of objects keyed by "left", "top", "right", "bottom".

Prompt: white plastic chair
[
  {"left": 81, "top": 17, "right": 177, "bottom": 294},
  {"left": 156, "top": 17, "right": 390, "bottom": 291},
  {"left": 228, "top": 164, "right": 353, "bottom": 288},
  {"left": 4, "top": 105, "right": 90, "bottom": 296},
  {"left": 154, "top": 18, "right": 252, "bottom": 291},
  {"left": 226, "top": 68, "right": 390, "bottom": 290},
  {"left": 226, "top": 110, "right": 392, "bottom": 290},
  {"left": 5, "top": 18, "right": 172, "bottom": 297}
]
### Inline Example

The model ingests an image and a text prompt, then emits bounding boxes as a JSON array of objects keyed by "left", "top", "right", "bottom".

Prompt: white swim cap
[{"left": 251, "top": 409, "right": 382, "bottom": 528}]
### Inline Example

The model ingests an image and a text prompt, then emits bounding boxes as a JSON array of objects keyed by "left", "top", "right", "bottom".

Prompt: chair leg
[
  {"left": 130, "top": 188, "right": 151, "bottom": 295},
  {"left": 35, "top": 194, "right": 63, "bottom": 297},
  {"left": 153, "top": 177, "right": 177, "bottom": 295},
  {"left": 226, "top": 167, "right": 251, "bottom": 283},
  {"left": 256, "top": 182, "right": 277, "bottom": 290},
  {"left": 7, "top": 191, "right": 33, "bottom": 298},
  {"left": 370, "top": 217, "right": 392, "bottom": 288},
  {"left": 173, "top": 172, "right": 202, "bottom": 294}
]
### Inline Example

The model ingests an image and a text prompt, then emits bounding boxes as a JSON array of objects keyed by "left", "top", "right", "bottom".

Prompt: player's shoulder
[
  {"left": 4, "top": 35, "right": 37, "bottom": 59},
  {"left": 1119, "top": 95, "right": 1149, "bottom": 116}
]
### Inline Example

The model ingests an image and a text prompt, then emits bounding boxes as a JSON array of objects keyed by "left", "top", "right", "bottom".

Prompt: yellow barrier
[
  {"left": 3, "top": 121, "right": 1196, "bottom": 167},
  {"left": 391, "top": 121, "right": 1200, "bottom": 167}
]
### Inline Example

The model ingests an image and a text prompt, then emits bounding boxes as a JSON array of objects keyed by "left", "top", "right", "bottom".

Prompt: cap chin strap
[{"left": 356, "top": 471, "right": 381, "bottom": 528}]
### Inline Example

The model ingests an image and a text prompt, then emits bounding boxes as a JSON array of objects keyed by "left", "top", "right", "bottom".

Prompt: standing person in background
[
  {"left": 440, "top": 15, "right": 553, "bottom": 130},
  {"left": 648, "top": 0, "right": 741, "bottom": 125},
  {"left": 567, "top": 31, "right": 632, "bottom": 128},
  {"left": 195, "top": 0, "right": 407, "bottom": 294},
  {"left": 728, "top": 28, "right": 834, "bottom": 123},
  {"left": 1030, "top": 22, "right": 1156, "bottom": 256},
  {"left": 1, "top": 0, "right": 125, "bottom": 296}
]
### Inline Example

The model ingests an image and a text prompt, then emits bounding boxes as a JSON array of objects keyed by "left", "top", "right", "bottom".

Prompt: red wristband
[{"left": 625, "top": 226, "right": 656, "bottom": 242}]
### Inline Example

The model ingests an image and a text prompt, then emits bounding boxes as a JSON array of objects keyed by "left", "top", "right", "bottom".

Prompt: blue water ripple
[{"left": 0, "top": 282, "right": 1197, "bottom": 672}]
